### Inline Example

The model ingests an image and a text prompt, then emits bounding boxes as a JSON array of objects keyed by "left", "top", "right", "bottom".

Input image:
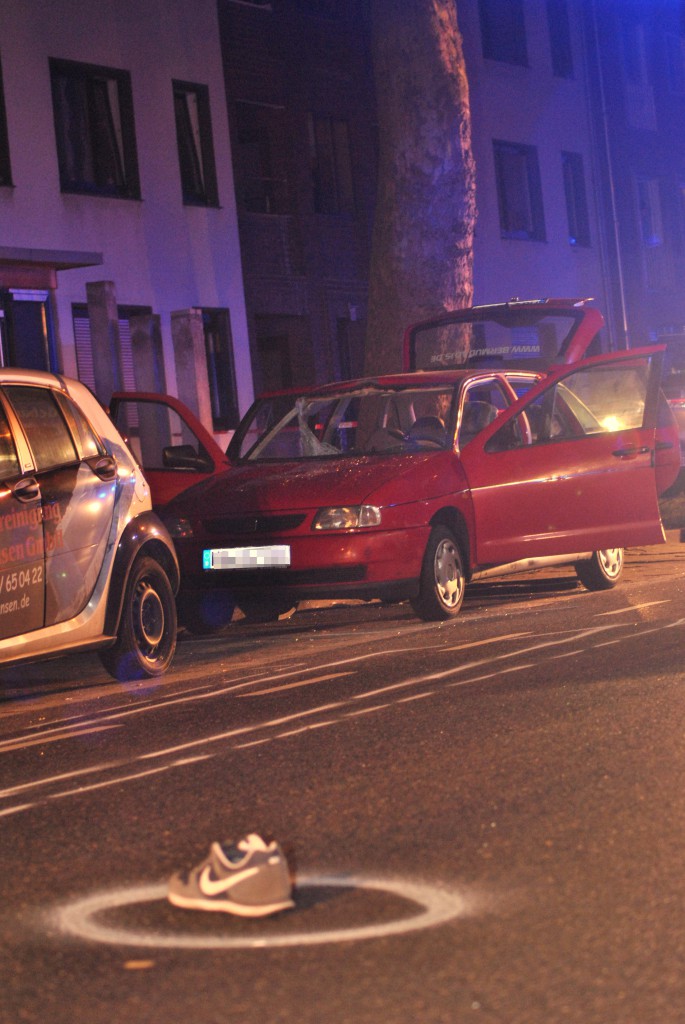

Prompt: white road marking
[
  {"left": 4, "top": 619, "right": 684, "bottom": 817},
  {"left": 595, "top": 601, "right": 669, "bottom": 617},
  {"left": 50, "top": 872, "right": 473, "bottom": 949},
  {"left": 237, "top": 672, "right": 354, "bottom": 696},
  {"left": 0, "top": 724, "right": 121, "bottom": 753}
]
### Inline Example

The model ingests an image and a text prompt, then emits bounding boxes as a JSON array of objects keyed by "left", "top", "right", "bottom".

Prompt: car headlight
[
  {"left": 312, "top": 505, "right": 382, "bottom": 530},
  {"left": 162, "top": 515, "right": 194, "bottom": 539}
]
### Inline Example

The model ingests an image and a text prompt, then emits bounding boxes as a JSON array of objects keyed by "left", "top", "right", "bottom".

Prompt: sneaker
[{"left": 167, "top": 833, "right": 294, "bottom": 917}]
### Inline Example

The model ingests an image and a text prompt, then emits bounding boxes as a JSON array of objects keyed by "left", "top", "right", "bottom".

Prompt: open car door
[
  {"left": 109, "top": 392, "right": 230, "bottom": 508},
  {"left": 457, "top": 347, "right": 674, "bottom": 569}
]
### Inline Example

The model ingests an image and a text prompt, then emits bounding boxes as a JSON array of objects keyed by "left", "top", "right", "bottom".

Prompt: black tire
[
  {"left": 178, "top": 590, "right": 235, "bottom": 635},
  {"left": 100, "top": 556, "right": 177, "bottom": 680},
  {"left": 410, "top": 525, "right": 466, "bottom": 621},
  {"left": 238, "top": 598, "right": 296, "bottom": 623},
  {"left": 575, "top": 548, "right": 624, "bottom": 591}
]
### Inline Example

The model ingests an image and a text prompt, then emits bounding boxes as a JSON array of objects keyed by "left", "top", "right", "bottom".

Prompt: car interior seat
[
  {"left": 407, "top": 415, "right": 447, "bottom": 445},
  {"left": 459, "top": 400, "right": 498, "bottom": 446}
]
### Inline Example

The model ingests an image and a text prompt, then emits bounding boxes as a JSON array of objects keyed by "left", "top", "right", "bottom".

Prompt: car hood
[{"left": 169, "top": 453, "right": 459, "bottom": 515}]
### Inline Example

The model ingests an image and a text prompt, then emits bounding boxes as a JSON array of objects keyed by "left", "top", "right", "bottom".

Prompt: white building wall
[
  {"left": 458, "top": 0, "right": 610, "bottom": 316},
  {"left": 0, "top": 0, "right": 254, "bottom": 429}
]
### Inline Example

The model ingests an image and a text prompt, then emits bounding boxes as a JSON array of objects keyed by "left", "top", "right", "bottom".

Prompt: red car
[{"left": 159, "top": 300, "right": 680, "bottom": 632}]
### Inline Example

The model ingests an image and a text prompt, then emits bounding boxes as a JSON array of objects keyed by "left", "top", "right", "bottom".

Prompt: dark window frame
[
  {"left": 233, "top": 100, "right": 290, "bottom": 214},
  {"left": 0, "top": 55, "right": 12, "bottom": 187},
  {"left": 493, "top": 140, "right": 546, "bottom": 242},
  {"left": 308, "top": 112, "right": 355, "bottom": 215},
  {"left": 562, "top": 151, "right": 591, "bottom": 247},
  {"left": 202, "top": 308, "right": 240, "bottom": 432},
  {"left": 172, "top": 80, "right": 219, "bottom": 207},
  {"left": 49, "top": 57, "right": 140, "bottom": 199},
  {"left": 546, "top": 0, "right": 574, "bottom": 79},
  {"left": 478, "top": 0, "right": 528, "bottom": 67}
]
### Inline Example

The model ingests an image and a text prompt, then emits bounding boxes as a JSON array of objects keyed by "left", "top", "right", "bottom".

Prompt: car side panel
[
  {"left": 0, "top": 480, "right": 45, "bottom": 639},
  {"left": 461, "top": 429, "right": 663, "bottom": 567},
  {"left": 40, "top": 461, "right": 117, "bottom": 626}
]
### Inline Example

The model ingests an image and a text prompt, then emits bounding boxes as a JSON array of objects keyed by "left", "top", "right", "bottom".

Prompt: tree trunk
[{"left": 365, "top": 0, "right": 476, "bottom": 374}]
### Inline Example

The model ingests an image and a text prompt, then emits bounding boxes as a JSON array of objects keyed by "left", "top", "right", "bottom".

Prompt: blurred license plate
[{"left": 203, "top": 545, "right": 291, "bottom": 570}]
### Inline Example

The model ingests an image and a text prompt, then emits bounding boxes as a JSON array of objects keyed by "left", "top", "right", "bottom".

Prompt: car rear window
[
  {"left": 0, "top": 402, "right": 20, "bottom": 481},
  {"left": 5, "top": 386, "right": 78, "bottom": 471}
]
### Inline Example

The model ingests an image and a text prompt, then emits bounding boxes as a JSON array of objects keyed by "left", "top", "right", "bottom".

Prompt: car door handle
[
  {"left": 90, "top": 455, "right": 118, "bottom": 481},
  {"left": 612, "top": 445, "right": 651, "bottom": 458},
  {"left": 12, "top": 476, "right": 40, "bottom": 502},
  {"left": 655, "top": 440, "right": 674, "bottom": 451}
]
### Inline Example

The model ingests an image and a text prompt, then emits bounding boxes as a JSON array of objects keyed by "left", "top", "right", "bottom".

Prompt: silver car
[{"left": 0, "top": 368, "right": 179, "bottom": 680}]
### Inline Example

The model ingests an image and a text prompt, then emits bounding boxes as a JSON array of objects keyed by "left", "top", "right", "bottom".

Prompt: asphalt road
[{"left": 2, "top": 542, "right": 685, "bottom": 1024}]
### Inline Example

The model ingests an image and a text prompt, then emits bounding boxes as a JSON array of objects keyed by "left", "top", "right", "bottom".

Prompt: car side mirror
[{"left": 162, "top": 443, "right": 213, "bottom": 472}]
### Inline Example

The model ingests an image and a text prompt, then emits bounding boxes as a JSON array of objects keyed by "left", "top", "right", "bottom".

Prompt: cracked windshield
[{"left": 234, "top": 386, "right": 457, "bottom": 460}]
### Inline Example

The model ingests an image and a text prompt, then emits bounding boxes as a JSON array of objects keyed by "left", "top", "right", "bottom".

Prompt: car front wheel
[
  {"left": 100, "top": 555, "right": 177, "bottom": 680},
  {"left": 575, "top": 548, "right": 624, "bottom": 591},
  {"left": 411, "top": 525, "right": 466, "bottom": 621}
]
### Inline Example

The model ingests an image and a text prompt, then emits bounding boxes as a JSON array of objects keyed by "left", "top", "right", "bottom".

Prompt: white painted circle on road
[{"left": 52, "top": 872, "right": 469, "bottom": 949}]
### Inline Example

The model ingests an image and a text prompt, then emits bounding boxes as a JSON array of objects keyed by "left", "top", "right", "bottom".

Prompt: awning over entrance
[
  {"left": 0, "top": 248, "right": 103, "bottom": 370},
  {"left": 0, "top": 247, "right": 103, "bottom": 290}
]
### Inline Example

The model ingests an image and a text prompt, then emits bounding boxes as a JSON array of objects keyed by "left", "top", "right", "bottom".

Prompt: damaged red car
[{"left": 160, "top": 299, "right": 680, "bottom": 632}]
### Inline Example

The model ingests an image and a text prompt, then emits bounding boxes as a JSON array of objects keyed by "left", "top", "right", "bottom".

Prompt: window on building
[
  {"left": 666, "top": 33, "right": 685, "bottom": 93},
  {"left": 50, "top": 58, "right": 140, "bottom": 199},
  {"left": 173, "top": 81, "right": 219, "bottom": 207},
  {"left": 546, "top": 0, "right": 573, "bottom": 78},
  {"left": 493, "top": 140, "right": 545, "bottom": 241},
  {"left": 636, "top": 177, "right": 671, "bottom": 291},
  {"left": 562, "top": 151, "right": 590, "bottom": 247},
  {"left": 621, "top": 20, "right": 656, "bottom": 130},
  {"left": 308, "top": 113, "right": 355, "bottom": 215},
  {"left": 0, "top": 56, "right": 12, "bottom": 187},
  {"left": 622, "top": 20, "right": 650, "bottom": 85},
  {"left": 478, "top": 0, "right": 528, "bottom": 66},
  {"left": 202, "top": 309, "right": 239, "bottom": 431},
  {"left": 637, "top": 178, "right": 663, "bottom": 248},
  {"left": 71, "top": 304, "right": 151, "bottom": 392},
  {"left": 233, "top": 101, "right": 289, "bottom": 214}
]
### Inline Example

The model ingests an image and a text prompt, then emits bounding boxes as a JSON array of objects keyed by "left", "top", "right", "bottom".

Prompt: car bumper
[{"left": 175, "top": 526, "right": 429, "bottom": 602}]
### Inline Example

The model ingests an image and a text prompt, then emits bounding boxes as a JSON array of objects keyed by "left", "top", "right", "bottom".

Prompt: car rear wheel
[
  {"left": 575, "top": 548, "right": 624, "bottom": 591},
  {"left": 100, "top": 555, "right": 177, "bottom": 680},
  {"left": 411, "top": 525, "right": 466, "bottom": 621},
  {"left": 238, "top": 598, "right": 296, "bottom": 623}
]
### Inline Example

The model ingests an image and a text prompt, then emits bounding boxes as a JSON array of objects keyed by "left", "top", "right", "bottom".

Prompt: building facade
[
  {"left": 3, "top": 0, "right": 685, "bottom": 417},
  {"left": 0, "top": 0, "right": 253, "bottom": 440},
  {"left": 587, "top": 0, "right": 685, "bottom": 366},
  {"left": 218, "top": 0, "right": 377, "bottom": 392}
]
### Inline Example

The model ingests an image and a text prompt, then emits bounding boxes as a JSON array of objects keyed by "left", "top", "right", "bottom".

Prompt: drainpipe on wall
[{"left": 589, "top": 0, "right": 630, "bottom": 350}]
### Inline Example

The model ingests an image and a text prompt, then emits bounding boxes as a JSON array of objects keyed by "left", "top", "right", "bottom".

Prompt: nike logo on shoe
[{"left": 199, "top": 865, "right": 261, "bottom": 896}]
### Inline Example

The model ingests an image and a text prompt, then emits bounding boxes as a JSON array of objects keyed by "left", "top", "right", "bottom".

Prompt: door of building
[{"left": 0, "top": 289, "right": 55, "bottom": 370}]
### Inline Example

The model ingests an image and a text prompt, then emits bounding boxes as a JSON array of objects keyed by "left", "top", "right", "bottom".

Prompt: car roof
[
  {"left": 0, "top": 367, "right": 70, "bottom": 390},
  {"left": 255, "top": 367, "right": 539, "bottom": 401}
]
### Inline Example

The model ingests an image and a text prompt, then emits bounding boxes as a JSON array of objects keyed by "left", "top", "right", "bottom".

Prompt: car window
[
  {"left": 0, "top": 402, "right": 20, "bottom": 481},
  {"left": 56, "top": 393, "right": 103, "bottom": 459},
  {"left": 487, "top": 361, "right": 650, "bottom": 451},
  {"left": 458, "top": 381, "right": 508, "bottom": 447},
  {"left": 113, "top": 398, "right": 214, "bottom": 472},
  {"left": 4, "top": 386, "right": 78, "bottom": 470},
  {"left": 236, "top": 386, "right": 458, "bottom": 460}
]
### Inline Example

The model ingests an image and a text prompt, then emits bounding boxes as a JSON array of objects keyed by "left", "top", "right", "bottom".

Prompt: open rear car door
[{"left": 456, "top": 347, "right": 677, "bottom": 569}]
